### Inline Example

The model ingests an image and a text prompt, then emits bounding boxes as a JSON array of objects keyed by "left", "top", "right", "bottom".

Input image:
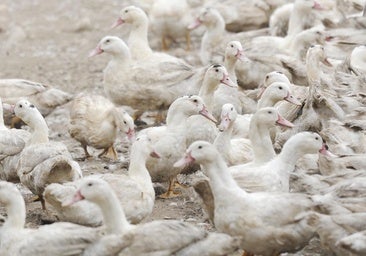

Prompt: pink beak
[
  {"left": 187, "top": 18, "right": 202, "bottom": 30},
  {"left": 126, "top": 128, "right": 135, "bottom": 142},
  {"left": 174, "top": 151, "right": 195, "bottom": 167},
  {"left": 221, "top": 73, "right": 237, "bottom": 88},
  {"left": 88, "top": 45, "right": 103, "bottom": 57},
  {"left": 322, "top": 58, "right": 333, "bottom": 67},
  {"left": 284, "top": 92, "right": 302, "bottom": 106},
  {"left": 257, "top": 87, "right": 266, "bottom": 99},
  {"left": 218, "top": 114, "right": 231, "bottom": 132},
  {"left": 2, "top": 103, "right": 15, "bottom": 114},
  {"left": 319, "top": 143, "right": 336, "bottom": 157},
  {"left": 111, "top": 17, "right": 125, "bottom": 29},
  {"left": 276, "top": 114, "right": 294, "bottom": 128},
  {"left": 150, "top": 150, "right": 161, "bottom": 158},
  {"left": 313, "top": 1, "right": 323, "bottom": 10},
  {"left": 199, "top": 105, "right": 217, "bottom": 123},
  {"left": 61, "top": 190, "right": 85, "bottom": 207},
  {"left": 235, "top": 50, "right": 249, "bottom": 62}
]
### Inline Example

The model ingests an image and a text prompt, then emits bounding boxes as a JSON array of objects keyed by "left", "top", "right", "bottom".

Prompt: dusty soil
[{"left": 0, "top": 1, "right": 327, "bottom": 255}]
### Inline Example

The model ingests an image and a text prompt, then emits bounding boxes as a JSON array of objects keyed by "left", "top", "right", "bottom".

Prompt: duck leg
[
  {"left": 185, "top": 30, "right": 191, "bottom": 51},
  {"left": 242, "top": 251, "right": 254, "bottom": 256},
  {"left": 31, "top": 195, "right": 46, "bottom": 210},
  {"left": 159, "top": 176, "right": 181, "bottom": 199},
  {"left": 99, "top": 146, "right": 118, "bottom": 160},
  {"left": 83, "top": 144, "right": 92, "bottom": 159},
  {"left": 162, "top": 35, "right": 169, "bottom": 51}
]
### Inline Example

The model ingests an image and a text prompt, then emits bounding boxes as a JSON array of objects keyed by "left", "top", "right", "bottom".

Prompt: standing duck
[
  {"left": 14, "top": 99, "right": 82, "bottom": 210},
  {"left": 69, "top": 94, "right": 135, "bottom": 160},
  {"left": 143, "top": 95, "right": 217, "bottom": 198}
]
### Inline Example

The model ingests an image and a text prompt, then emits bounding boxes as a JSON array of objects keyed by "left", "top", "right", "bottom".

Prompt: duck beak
[
  {"left": 2, "top": 103, "right": 15, "bottom": 114},
  {"left": 319, "top": 144, "right": 336, "bottom": 157},
  {"left": 174, "top": 151, "right": 195, "bottom": 167},
  {"left": 284, "top": 92, "right": 302, "bottom": 106},
  {"left": 276, "top": 114, "right": 294, "bottom": 128},
  {"left": 111, "top": 17, "right": 124, "bottom": 29},
  {"left": 322, "top": 58, "right": 332, "bottom": 67},
  {"left": 187, "top": 18, "right": 202, "bottom": 30},
  {"left": 313, "top": 1, "right": 323, "bottom": 10},
  {"left": 257, "top": 87, "right": 266, "bottom": 99},
  {"left": 199, "top": 105, "right": 217, "bottom": 123},
  {"left": 218, "top": 114, "right": 230, "bottom": 132},
  {"left": 88, "top": 45, "right": 103, "bottom": 57},
  {"left": 62, "top": 190, "right": 85, "bottom": 207},
  {"left": 221, "top": 73, "right": 237, "bottom": 88},
  {"left": 126, "top": 128, "right": 135, "bottom": 142},
  {"left": 150, "top": 150, "right": 161, "bottom": 158}
]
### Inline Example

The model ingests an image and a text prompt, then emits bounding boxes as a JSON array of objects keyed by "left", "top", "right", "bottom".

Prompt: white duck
[
  {"left": 185, "top": 64, "right": 236, "bottom": 147},
  {"left": 338, "top": 230, "right": 366, "bottom": 255},
  {"left": 143, "top": 95, "right": 216, "bottom": 198},
  {"left": 69, "top": 94, "right": 135, "bottom": 160},
  {"left": 0, "top": 79, "right": 73, "bottom": 127},
  {"left": 44, "top": 134, "right": 159, "bottom": 226},
  {"left": 212, "top": 41, "right": 257, "bottom": 117},
  {"left": 350, "top": 44, "right": 366, "bottom": 75},
  {"left": 91, "top": 35, "right": 202, "bottom": 122},
  {"left": 306, "top": 212, "right": 366, "bottom": 256},
  {"left": 0, "top": 98, "right": 30, "bottom": 181},
  {"left": 174, "top": 141, "right": 319, "bottom": 256},
  {"left": 14, "top": 99, "right": 82, "bottom": 210},
  {"left": 0, "top": 181, "right": 101, "bottom": 255},
  {"left": 230, "top": 132, "right": 331, "bottom": 193},
  {"left": 67, "top": 178, "right": 241, "bottom": 256},
  {"left": 214, "top": 104, "right": 253, "bottom": 166},
  {"left": 148, "top": 0, "right": 193, "bottom": 50},
  {"left": 188, "top": 7, "right": 269, "bottom": 65}
]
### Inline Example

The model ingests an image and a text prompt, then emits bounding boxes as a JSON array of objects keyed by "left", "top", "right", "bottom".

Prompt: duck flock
[{"left": 1, "top": 0, "right": 366, "bottom": 255}]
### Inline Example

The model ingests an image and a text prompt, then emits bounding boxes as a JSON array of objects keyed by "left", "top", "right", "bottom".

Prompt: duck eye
[
  {"left": 19, "top": 104, "right": 22, "bottom": 108},
  {"left": 268, "top": 111, "right": 272, "bottom": 114},
  {"left": 265, "top": 75, "right": 269, "bottom": 79},
  {"left": 230, "top": 44, "right": 233, "bottom": 48},
  {"left": 106, "top": 39, "right": 110, "bottom": 43},
  {"left": 279, "top": 86, "right": 283, "bottom": 90},
  {"left": 315, "top": 137, "right": 319, "bottom": 140},
  {"left": 193, "top": 99, "right": 198, "bottom": 103},
  {"left": 215, "top": 69, "right": 219, "bottom": 72},
  {"left": 198, "top": 145, "right": 202, "bottom": 149},
  {"left": 125, "top": 10, "right": 128, "bottom": 13},
  {"left": 30, "top": 104, "right": 35, "bottom": 108},
  {"left": 123, "top": 121, "right": 127, "bottom": 124},
  {"left": 87, "top": 183, "right": 92, "bottom": 187},
  {"left": 231, "top": 107, "right": 233, "bottom": 111}
]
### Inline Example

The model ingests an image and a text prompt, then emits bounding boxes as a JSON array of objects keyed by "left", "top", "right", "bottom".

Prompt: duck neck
[
  {"left": 224, "top": 56, "right": 237, "bottom": 82},
  {"left": 203, "top": 155, "right": 244, "bottom": 199},
  {"left": 199, "top": 78, "right": 219, "bottom": 112},
  {"left": 287, "top": 5, "right": 310, "bottom": 36},
  {"left": 128, "top": 145, "right": 153, "bottom": 190},
  {"left": 4, "top": 194, "right": 26, "bottom": 231},
  {"left": 128, "top": 16, "right": 153, "bottom": 59},
  {"left": 27, "top": 111, "right": 49, "bottom": 145},
  {"left": 214, "top": 123, "right": 234, "bottom": 152},
  {"left": 257, "top": 93, "right": 277, "bottom": 109},
  {"left": 205, "top": 16, "right": 226, "bottom": 41},
  {"left": 249, "top": 121, "right": 275, "bottom": 163},
  {"left": 306, "top": 54, "right": 321, "bottom": 84},
  {"left": 277, "top": 138, "right": 302, "bottom": 170},
  {"left": 99, "top": 191, "right": 131, "bottom": 235}
]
